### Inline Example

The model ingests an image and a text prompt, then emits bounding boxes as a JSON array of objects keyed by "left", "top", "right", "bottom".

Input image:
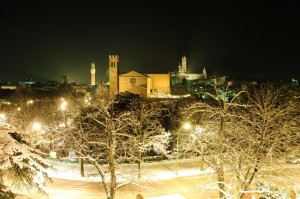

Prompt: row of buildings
[
  {"left": 88, "top": 54, "right": 299, "bottom": 99},
  {"left": 2, "top": 54, "right": 298, "bottom": 100},
  {"left": 0, "top": 55, "right": 209, "bottom": 99}
]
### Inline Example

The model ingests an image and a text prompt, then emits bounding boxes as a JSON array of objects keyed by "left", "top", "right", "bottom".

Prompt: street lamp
[
  {"left": 189, "top": 125, "right": 206, "bottom": 171},
  {"left": 33, "top": 122, "right": 41, "bottom": 130},
  {"left": 176, "top": 122, "right": 191, "bottom": 174},
  {"left": 195, "top": 126, "right": 205, "bottom": 170},
  {"left": 60, "top": 100, "right": 68, "bottom": 126},
  {"left": 32, "top": 122, "right": 41, "bottom": 147},
  {"left": 183, "top": 122, "right": 191, "bottom": 130},
  {"left": 60, "top": 100, "right": 67, "bottom": 111}
]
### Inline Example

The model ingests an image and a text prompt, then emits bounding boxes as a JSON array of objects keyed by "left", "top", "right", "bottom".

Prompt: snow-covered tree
[
  {"left": 5, "top": 91, "right": 62, "bottom": 149},
  {"left": 180, "top": 80, "right": 245, "bottom": 198},
  {"left": 124, "top": 98, "right": 170, "bottom": 178},
  {"left": 180, "top": 82, "right": 300, "bottom": 198},
  {"left": 239, "top": 83, "right": 300, "bottom": 198},
  {"left": 0, "top": 130, "right": 50, "bottom": 199},
  {"left": 160, "top": 98, "right": 191, "bottom": 153},
  {"left": 62, "top": 86, "right": 130, "bottom": 199},
  {"left": 63, "top": 87, "right": 171, "bottom": 198},
  {"left": 6, "top": 91, "right": 42, "bottom": 136}
]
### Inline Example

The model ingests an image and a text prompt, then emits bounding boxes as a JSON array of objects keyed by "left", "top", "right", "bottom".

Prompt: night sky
[{"left": 1, "top": 1, "right": 299, "bottom": 84}]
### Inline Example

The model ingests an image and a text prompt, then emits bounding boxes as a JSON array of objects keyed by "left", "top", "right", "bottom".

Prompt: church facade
[{"left": 108, "top": 55, "right": 170, "bottom": 98}]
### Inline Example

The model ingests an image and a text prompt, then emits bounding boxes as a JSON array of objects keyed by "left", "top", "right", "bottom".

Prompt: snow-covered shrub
[{"left": 0, "top": 131, "right": 51, "bottom": 198}]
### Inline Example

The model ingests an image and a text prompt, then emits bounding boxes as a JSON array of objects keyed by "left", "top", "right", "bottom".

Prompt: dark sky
[{"left": 1, "top": 0, "right": 299, "bottom": 84}]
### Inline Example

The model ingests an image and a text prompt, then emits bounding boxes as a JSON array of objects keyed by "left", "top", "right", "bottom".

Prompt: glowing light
[
  {"left": 60, "top": 101, "right": 67, "bottom": 111},
  {"left": 183, "top": 122, "right": 191, "bottom": 130},
  {"left": 27, "top": 100, "right": 34, "bottom": 105},
  {"left": 33, "top": 122, "right": 41, "bottom": 130}
]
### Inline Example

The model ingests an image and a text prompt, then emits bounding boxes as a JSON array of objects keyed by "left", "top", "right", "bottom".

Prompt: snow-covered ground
[
  {"left": 44, "top": 156, "right": 300, "bottom": 199},
  {"left": 46, "top": 149, "right": 300, "bottom": 184},
  {"left": 46, "top": 157, "right": 213, "bottom": 183},
  {"left": 11, "top": 156, "right": 300, "bottom": 199}
]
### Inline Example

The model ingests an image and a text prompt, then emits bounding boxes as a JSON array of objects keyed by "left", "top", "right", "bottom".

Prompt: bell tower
[
  {"left": 109, "top": 55, "right": 119, "bottom": 98},
  {"left": 202, "top": 67, "right": 207, "bottom": 79},
  {"left": 181, "top": 55, "right": 187, "bottom": 73},
  {"left": 90, "top": 62, "right": 96, "bottom": 85}
]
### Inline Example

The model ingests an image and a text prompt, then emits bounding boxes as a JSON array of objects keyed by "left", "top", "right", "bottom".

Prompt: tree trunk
[
  {"left": 138, "top": 151, "right": 141, "bottom": 178},
  {"left": 240, "top": 160, "right": 260, "bottom": 199},
  {"left": 217, "top": 115, "right": 226, "bottom": 198},
  {"left": 108, "top": 130, "right": 117, "bottom": 199},
  {"left": 217, "top": 165, "right": 226, "bottom": 199},
  {"left": 93, "top": 160, "right": 110, "bottom": 198},
  {"left": 200, "top": 145, "right": 204, "bottom": 170},
  {"left": 79, "top": 157, "right": 84, "bottom": 177}
]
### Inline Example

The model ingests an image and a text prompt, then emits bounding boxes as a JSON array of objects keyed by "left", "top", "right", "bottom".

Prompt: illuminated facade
[
  {"left": 171, "top": 55, "right": 207, "bottom": 85},
  {"left": 108, "top": 55, "right": 170, "bottom": 98}
]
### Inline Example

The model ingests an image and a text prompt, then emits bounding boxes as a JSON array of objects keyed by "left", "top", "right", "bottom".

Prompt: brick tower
[
  {"left": 109, "top": 55, "right": 119, "bottom": 99},
  {"left": 181, "top": 55, "right": 187, "bottom": 73},
  {"left": 90, "top": 62, "right": 96, "bottom": 85}
]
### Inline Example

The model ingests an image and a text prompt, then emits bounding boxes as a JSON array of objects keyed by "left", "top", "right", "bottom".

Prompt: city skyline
[{"left": 1, "top": 1, "right": 299, "bottom": 84}]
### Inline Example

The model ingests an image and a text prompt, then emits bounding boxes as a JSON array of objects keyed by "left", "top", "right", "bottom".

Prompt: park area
[{"left": 17, "top": 153, "right": 300, "bottom": 199}]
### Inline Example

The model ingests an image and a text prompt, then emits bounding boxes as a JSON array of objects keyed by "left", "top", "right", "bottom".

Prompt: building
[
  {"left": 170, "top": 55, "right": 207, "bottom": 86},
  {"left": 90, "top": 62, "right": 96, "bottom": 86},
  {"left": 19, "top": 79, "right": 37, "bottom": 87},
  {"left": 108, "top": 55, "right": 170, "bottom": 98},
  {"left": 109, "top": 55, "right": 119, "bottom": 98},
  {"left": 0, "top": 85, "right": 17, "bottom": 90}
]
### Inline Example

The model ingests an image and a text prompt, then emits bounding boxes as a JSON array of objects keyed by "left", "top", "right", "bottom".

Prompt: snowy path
[{"left": 17, "top": 158, "right": 300, "bottom": 199}]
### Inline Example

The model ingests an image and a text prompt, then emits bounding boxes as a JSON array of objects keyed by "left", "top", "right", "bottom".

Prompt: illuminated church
[
  {"left": 108, "top": 55, "right": 171, "bottom": 98},
  {"left": 170, "top": 55, "right": 207, "bottom": 86},
  {"left": 99, "top": 54, "right": 208, "bottom": 98}
]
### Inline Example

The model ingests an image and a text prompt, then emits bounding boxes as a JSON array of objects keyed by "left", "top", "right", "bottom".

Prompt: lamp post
[
  {"left": 196, "top": 126, "right": 205, "bottom": 171},
  {"left": 60, "top": 100, "right": 67, "bottom": 126},
  {"left": 176, "top": 122, "right": 191, "bottom": 174},
  {"left": 191, "top": 125, "right": 206, "bottom": 171},
  {"left": 32, "top": 122, "right": 41, "bottom": 148}
]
